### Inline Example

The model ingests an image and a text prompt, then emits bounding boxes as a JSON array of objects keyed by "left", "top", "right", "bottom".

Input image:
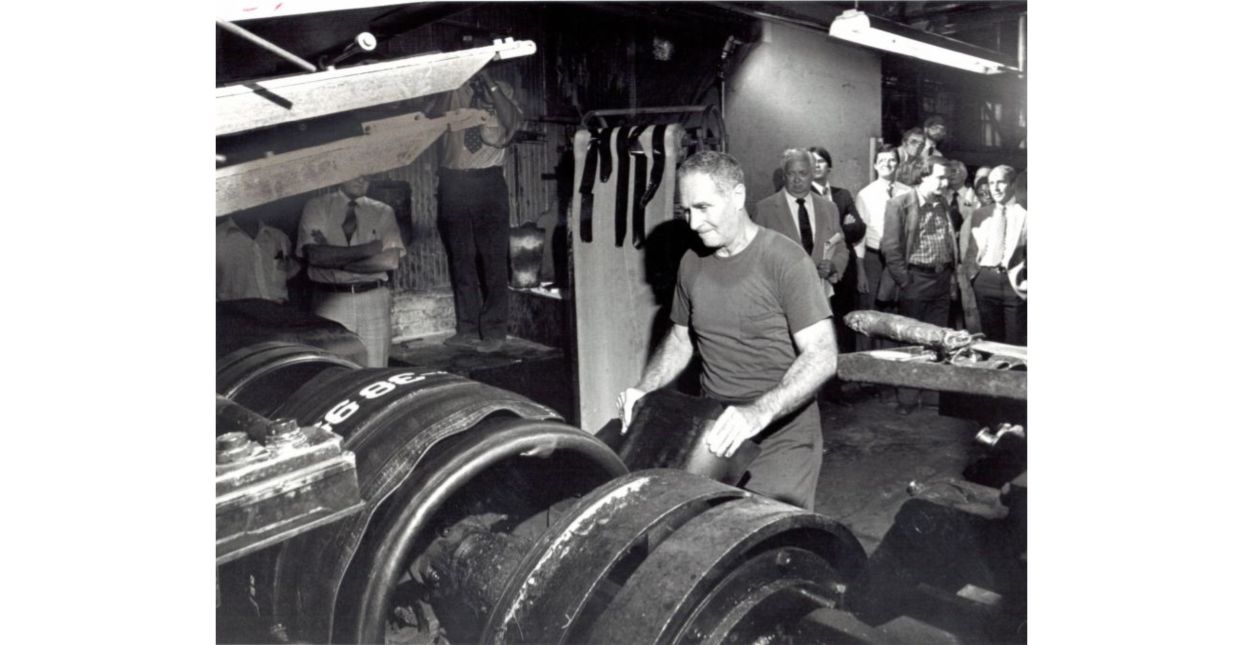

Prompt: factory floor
[{"left": 389, "top": 333, "right": 985, "bottom": 556}]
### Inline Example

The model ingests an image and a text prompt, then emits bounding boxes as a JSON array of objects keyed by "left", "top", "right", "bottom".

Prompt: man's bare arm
[
  {"left": 304, "top": 239, "right": 383, "bottom": 268},
  {"left": 478, "top": 69, "right": 519, "bottom": 136},
  {"left": 617, "top": 323, "right": 694, "bottom": 431},
  {"left": 704, "top": 319, "right": 838, "bottom": 458}
]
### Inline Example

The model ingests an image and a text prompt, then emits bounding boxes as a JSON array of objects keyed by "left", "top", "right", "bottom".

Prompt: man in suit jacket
[
  {"left": 754, "top": 149, "right": 849, "bottom": 302},
  {"left": 881, "top": 155, "right": 958, "bottom": 414},
  {"left": 959, "top": 165, "right": 1027, "bottom": 346},
  {"left": 809, "top": 146, "right": 866, "bottom": 355}
]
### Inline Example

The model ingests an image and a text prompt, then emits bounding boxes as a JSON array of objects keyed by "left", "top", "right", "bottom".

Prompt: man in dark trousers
[
  {"left": 617, "top": 151, "right": 839, "bottom": 511},
  {"left": 436, "top": 67, "right": 523, "bottom": 353},
  {"left": 960, "top": 165, "right": 1027, "bottom": 345},
  {"left": 808, "top": 145, "right": 866, "bottom": 357},
  {"left": 881, "top": 155, "right": 958, "bottom": 415}
]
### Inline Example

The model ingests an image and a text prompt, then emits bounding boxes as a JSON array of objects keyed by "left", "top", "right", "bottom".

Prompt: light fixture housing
[{"left": 829, "top": 10, "right": 1019, "bottom": 75}]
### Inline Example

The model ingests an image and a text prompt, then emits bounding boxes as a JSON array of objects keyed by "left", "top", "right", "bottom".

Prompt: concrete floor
[{"left": 388, "top": 332, "right": 986, "bottom": 556}]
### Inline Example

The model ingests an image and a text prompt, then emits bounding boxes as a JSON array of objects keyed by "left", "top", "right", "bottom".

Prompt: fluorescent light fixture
[{"left": 829, "top": 10, "right": 1019, "bottom": 75}]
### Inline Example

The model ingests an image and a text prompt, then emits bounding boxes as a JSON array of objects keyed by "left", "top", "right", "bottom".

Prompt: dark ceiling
[{"left": 217, "top": 1, "right": 1027, "bottom": 87}]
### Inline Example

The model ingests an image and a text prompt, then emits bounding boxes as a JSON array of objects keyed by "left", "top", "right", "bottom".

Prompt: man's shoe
[
  {"left": 476, "top": 338, "right": 506, "bottom": 353},
  {"left": 895, "top": 403, "right": 917, "bottom": 416},
  {"left": 443, "top": 333, "right": 479, "bottom": 349}
]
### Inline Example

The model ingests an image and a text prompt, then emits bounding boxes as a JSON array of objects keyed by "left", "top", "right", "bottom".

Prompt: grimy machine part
[{"left": 216, "top": 342, "right": 873, "bottom": 645}]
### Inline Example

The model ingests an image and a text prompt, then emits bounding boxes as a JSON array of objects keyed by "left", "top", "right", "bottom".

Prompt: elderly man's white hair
[{"left": 780, "top": 148, "right": 815, "bottom": 170}]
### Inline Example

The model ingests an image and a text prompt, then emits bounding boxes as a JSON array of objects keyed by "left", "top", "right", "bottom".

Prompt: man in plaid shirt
[{"left": 880, "top": 155, "right": 958, "bottom": 415}]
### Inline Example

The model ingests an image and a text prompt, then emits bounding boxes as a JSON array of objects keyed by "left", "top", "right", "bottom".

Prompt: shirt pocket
[{"left": 740, "top": 304, "right": 784, "bottom": 343}]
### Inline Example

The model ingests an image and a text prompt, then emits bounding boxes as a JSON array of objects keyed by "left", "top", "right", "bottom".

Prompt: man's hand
[
  {"left": 311, "top": 229, "right": 329, "bottom": 245},
  {"left": 704, "top": 405, "right": 769, "bottom": 458},
  {"left": 616, "top": 387, "right": 647, "bottom": 434},
  {"left": 844, "top": 213, "right": 858, "bottom": 226},
  {"left": 816, "top": 260, "right": 838, "bottom": 282}
]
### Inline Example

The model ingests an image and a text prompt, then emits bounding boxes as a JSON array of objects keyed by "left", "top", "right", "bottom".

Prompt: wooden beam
[
  {"left": 216, "top": 38, "right": 536, "bottom": 136},
  {"left": 217, "top": 1, "right": 413, "bottom": 23},
  {"left": 215, "top": 108, "right": 486, "bottom": 216}
]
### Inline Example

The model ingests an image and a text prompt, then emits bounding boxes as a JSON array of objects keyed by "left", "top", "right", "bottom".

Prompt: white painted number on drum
[
  {"left": 359, "top": 381, "right": 397, "bottom": 399},
  {"left": 319, "top": 373, "right": 433, "bottom": 431},
  {"left": 324, "top": 398, "right": 361, "bottom": 426}
]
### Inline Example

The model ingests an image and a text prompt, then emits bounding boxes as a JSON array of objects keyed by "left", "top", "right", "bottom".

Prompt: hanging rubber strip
[
  {"left": 639, "top": 124, "right": 668, "bottom": 209},
  {"left": 597, "top": 127, "right": 615, "bottom": 184},
  {"left": 578, "top": 127, "right": 608, "bottom": 243},
  {"left": 636, "top": 124, "right": 668, "bottom": 249},
  {"left": 628, "top": 126, "right": 648, "bottom": 249},
  {"left": 612, "top": 126, "right": 632, "bottom": 247}
]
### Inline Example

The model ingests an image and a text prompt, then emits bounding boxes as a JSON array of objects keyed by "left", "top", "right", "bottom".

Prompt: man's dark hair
[
  {"left": 924, "top": 115, "right": 947, "bottom": 130},
  {"left": 902, "top": 127, "right": 926, "bottom": 144},
  {"left": 874, "top": 143, "right": 900, "bottom": 163},
  {"left": 808, "top": 146, "right": 833, "bottom": 169},
  {"left": 911, "top": 155, "right": 950, "bottom": 181}
]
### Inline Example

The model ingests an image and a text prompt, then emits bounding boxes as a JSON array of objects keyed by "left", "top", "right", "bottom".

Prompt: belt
[
  {"left": 440, "top": 166, "right": 504, "bottom": 175},
  {"left": 313, "top": 280, "right": 386, "bottom": 293},
  {"left": 908, "top": 263, "right": 951, "bottom": 274},
  {"left": 865, "top": 246, "right": 883, "bottom": 254},
  {"left": 980, "top": 265, "right": 1008, "bottom": 273}
]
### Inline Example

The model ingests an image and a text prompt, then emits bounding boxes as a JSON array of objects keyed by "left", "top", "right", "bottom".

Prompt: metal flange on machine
[{"left": 216, "top": 343, "right": 870, "bottom": 644}]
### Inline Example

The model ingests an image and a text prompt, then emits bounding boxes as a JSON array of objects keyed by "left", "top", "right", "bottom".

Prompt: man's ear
[{"left": 732, "top": 182, "right": 746, "bottom": 210}]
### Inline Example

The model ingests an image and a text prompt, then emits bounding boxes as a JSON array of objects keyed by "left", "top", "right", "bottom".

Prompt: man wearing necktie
[
  {"left": 754, "top": 149, "right": 851, "bottom": 407},
  {"left": 435, "top": 67, "right": 523, "bottom": 354},
  {"left": 754, "top": 149, "right": 849, "bottom": 297},
  {"left": 880, "top": 155, "right": 958, "bottom": 415},
  {"left": 854, "top": 144, "right": 912, "bottom": 351},
  {"left": 297, "top": 175, "right": 406, "bottom": 367},
  {"left": 959, "top": 165, "right": 1027, "bottom": 345}
]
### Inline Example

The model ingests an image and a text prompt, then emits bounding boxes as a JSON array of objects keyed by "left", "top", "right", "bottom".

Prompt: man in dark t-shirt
[{"left": 616, "top": 151, "right": 840, "bottom": 510}]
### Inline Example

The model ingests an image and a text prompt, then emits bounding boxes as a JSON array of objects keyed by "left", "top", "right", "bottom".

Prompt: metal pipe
[
  {"left": 1018, "top": 13, "right": 1027, "bottom": 74},
  {"left": 216, "top": 18, "right": 318, "bottom": 73}
]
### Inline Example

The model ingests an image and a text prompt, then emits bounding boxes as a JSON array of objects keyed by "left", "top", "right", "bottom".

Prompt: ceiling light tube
[{"left": 829, "top": 10, "right": 1019, "bottom": 75}]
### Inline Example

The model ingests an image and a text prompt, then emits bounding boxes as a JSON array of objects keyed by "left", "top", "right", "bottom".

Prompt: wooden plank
[
  {"left": 216, "top": 1, "right": 413, "bottom": 23},
  {"left": 215, "top": 109, "right": 486, "bottom": 216},
  {"left": 216, "top": 39, "right": 536, "bottom": 136},
  {"left": 570, "top": 125, "right": 685, "bottom": 433}
]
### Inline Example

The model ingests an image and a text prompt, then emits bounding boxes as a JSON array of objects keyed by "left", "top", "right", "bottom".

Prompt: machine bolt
[
  {"left": 217, "top": 432, "right": 254, "bottom": 464},
  {"left": 265, "top": 419, "right": 307, "bottom": 451}
]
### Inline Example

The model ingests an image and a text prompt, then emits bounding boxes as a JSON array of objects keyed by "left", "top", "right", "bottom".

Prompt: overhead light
[{"left": 829, "top": 10, "right": 1019, "bottom": 75}]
